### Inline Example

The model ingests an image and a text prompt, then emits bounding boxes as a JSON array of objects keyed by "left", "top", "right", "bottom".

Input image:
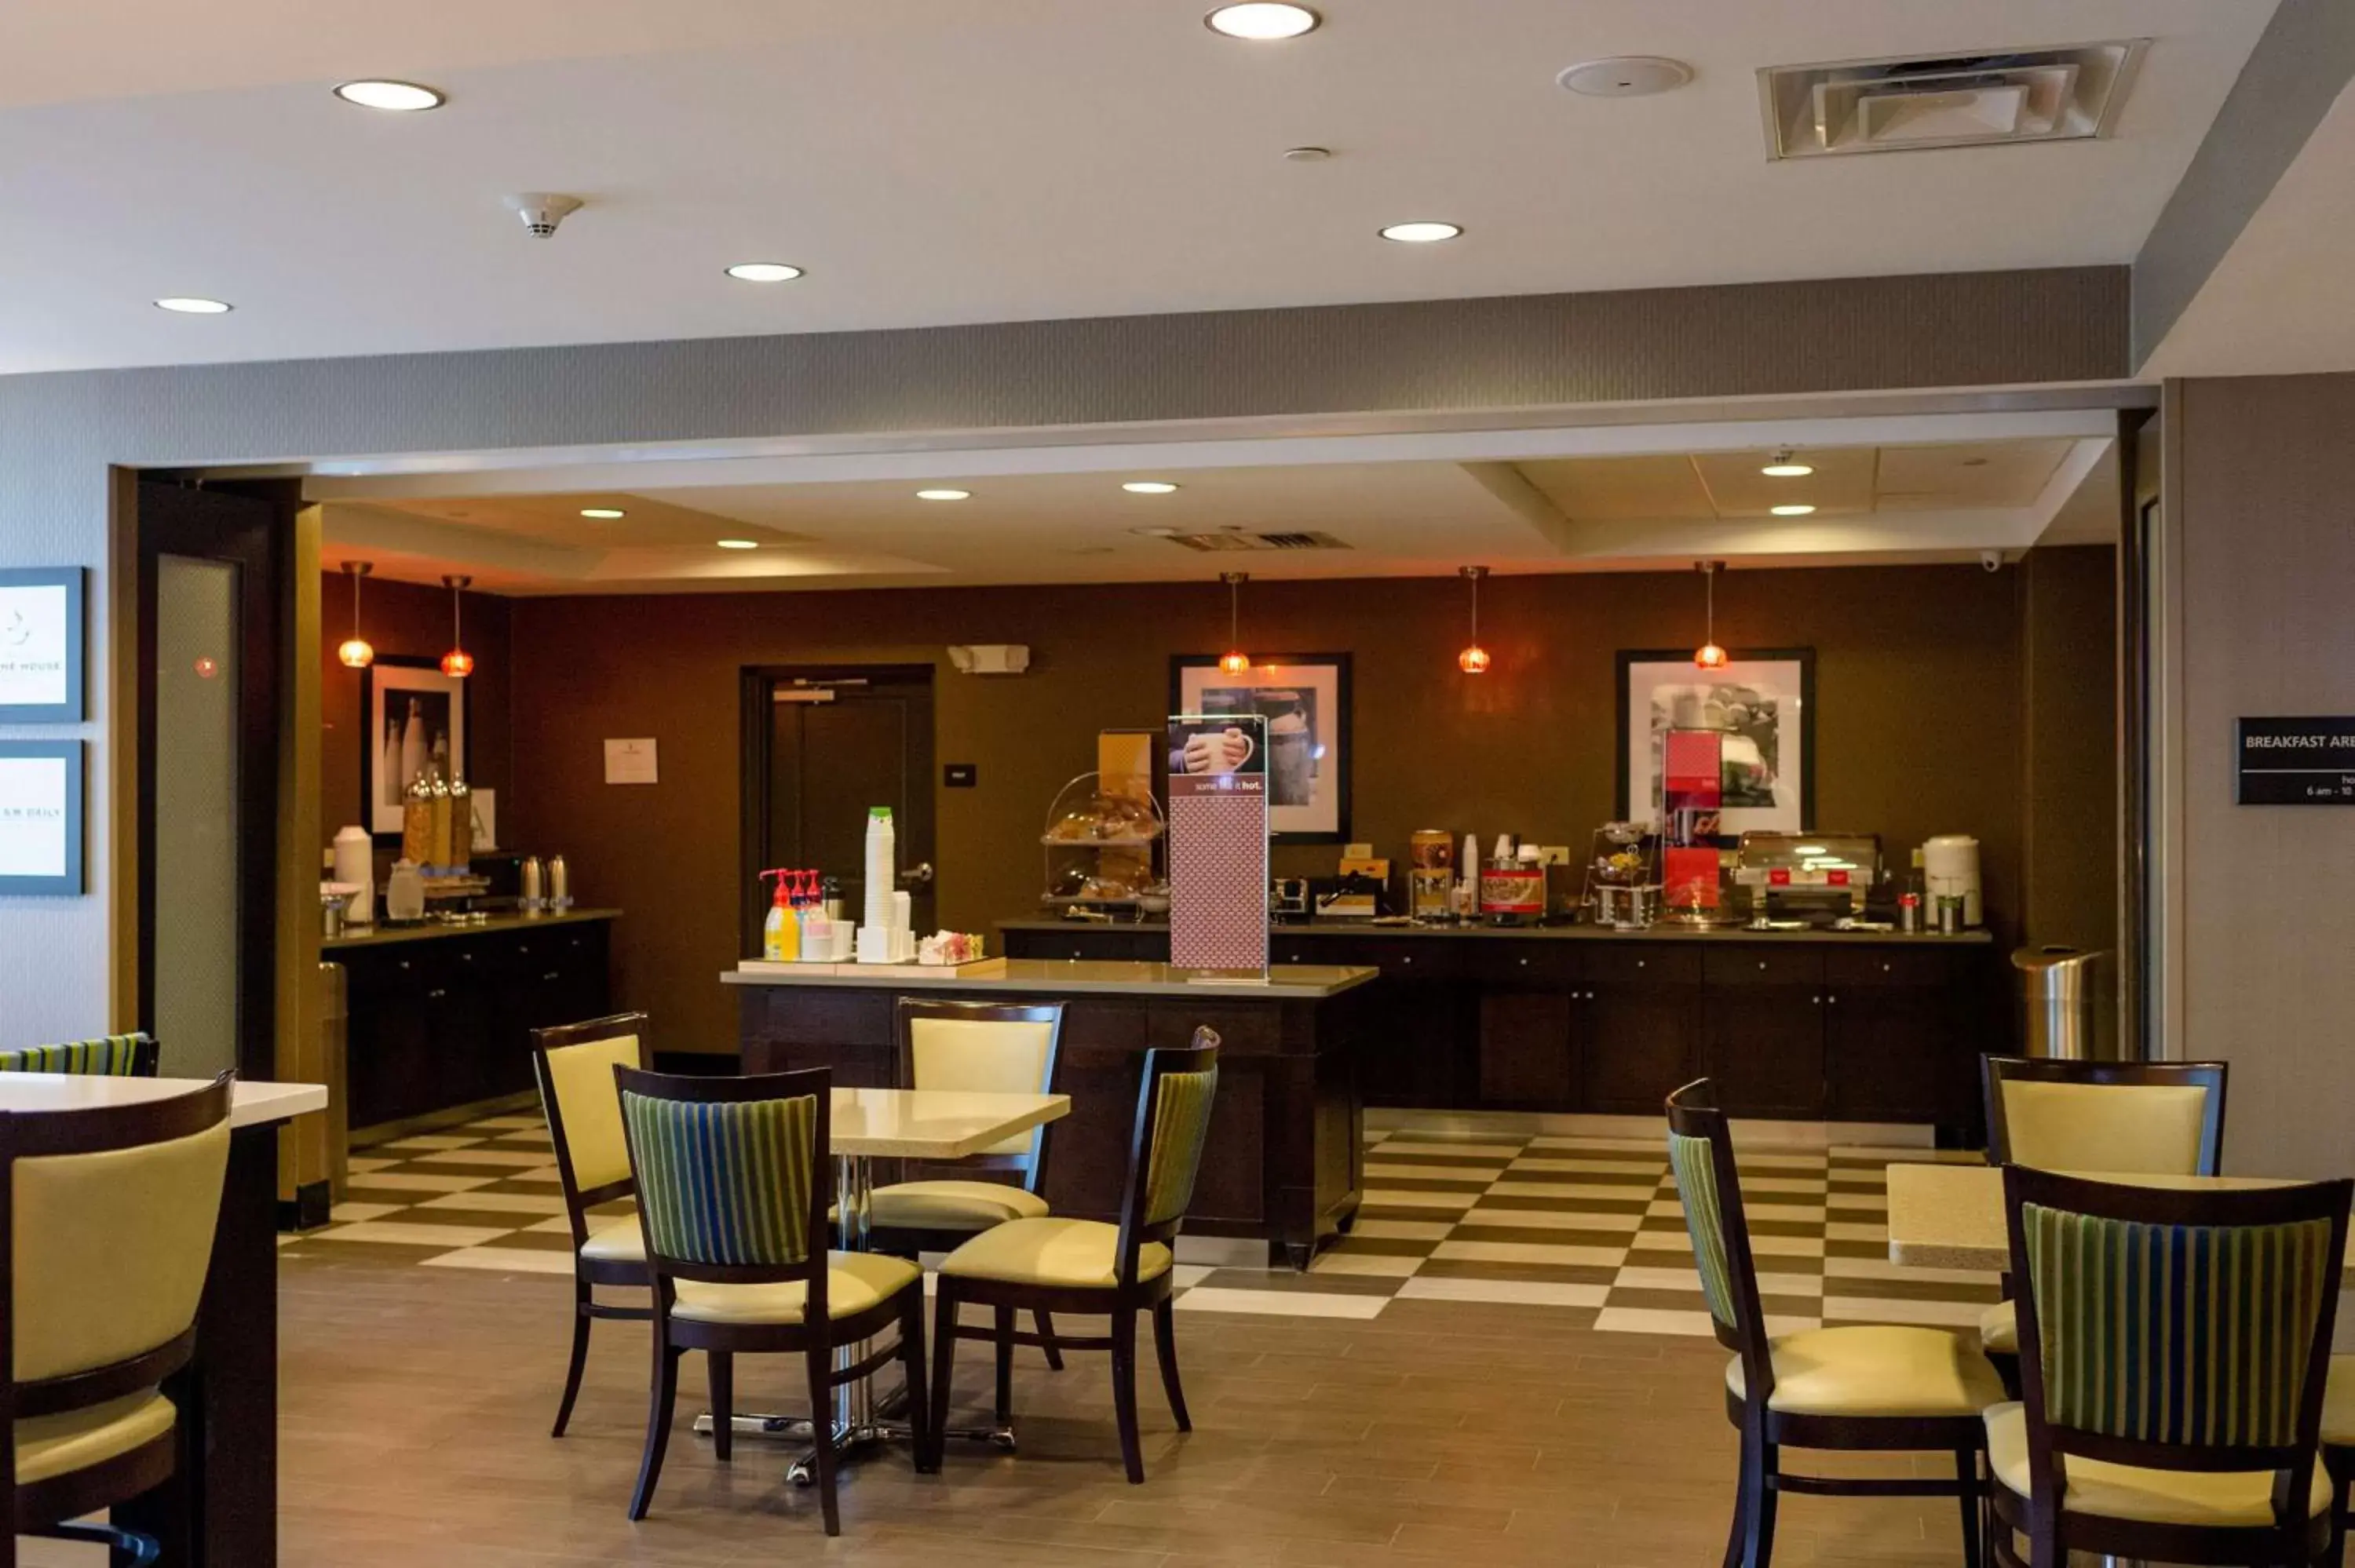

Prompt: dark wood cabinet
[
  {"left": 333, "top": 917, "right": 615, "bottom": 1133},
  {"left": 1002, "top": 921, "right": 1995, "bottom": 1136}
]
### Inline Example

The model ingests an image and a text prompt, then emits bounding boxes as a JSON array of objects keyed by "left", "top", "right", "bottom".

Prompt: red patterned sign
[{"left": 1167, "top": 715, "right": 1269, "bottom": 972}]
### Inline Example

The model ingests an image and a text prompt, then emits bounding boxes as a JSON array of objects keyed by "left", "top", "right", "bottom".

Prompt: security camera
[
  {"left": 1980, "top": 551, "right": 2003, "bottom": 573},
  {"left": 504, "top": 192, "right": 583, "bottom": 238}
]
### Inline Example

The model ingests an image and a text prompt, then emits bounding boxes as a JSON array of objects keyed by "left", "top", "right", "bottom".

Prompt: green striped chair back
[
  {"left": 1142, "top": 1064, "right": 1219, "bottom": 1227},
  {"left": 2024, "top": 1202, "right": 2339, "bottom": 1446},
  {"left": 0, "top": 1034, "right": 155, "bottom": 1077},
  {"left": 1668, "top": 1129, "right": 1741, "bottom": 1333},
  {"left": 619, "top": 1087, "right": 818, "bottom": 1267}
]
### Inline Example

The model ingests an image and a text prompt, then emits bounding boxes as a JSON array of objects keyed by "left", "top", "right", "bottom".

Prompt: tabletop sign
[
  {"left": 2236, "top": 717, "right": 2355, "bottom": 804},
  {"left": 1167, "top": 713, "right": 1269, "bottom": 975}
]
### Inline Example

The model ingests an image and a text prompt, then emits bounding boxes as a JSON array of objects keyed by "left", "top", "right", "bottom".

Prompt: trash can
[{"left": 2012, "top": 946, "right": 2110, "bottom": 1061}]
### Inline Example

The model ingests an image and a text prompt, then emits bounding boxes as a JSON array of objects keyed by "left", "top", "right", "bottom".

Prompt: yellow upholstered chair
[
  {"left": 0, "top": 1034, "right": 158, "bottom": 1077},
  {"left": 925, "top": 1030, "right": 1218, "bottom": 1485},
  {"left": 529, "top": 1012, "right": 653, "bottom": 1437},
  {"left": 1988, "top": 1165, "right": 2349, "bottom": 1566},
  {"left": 2325, "top": 1356, "right": 2351, "bottom": 1563},
  {"left": 2, "top": 1072, "right": 232, "bottom": 1567},
  {"left": 1668, "top": 1079, "right": 2001, "bottom": 1568},
  {"left": 615, "top": 1063, "right": 929, "bottom": 1537},
  {"left": 1976, "top": 1057, "right": 2228, "bottom": 1360}
]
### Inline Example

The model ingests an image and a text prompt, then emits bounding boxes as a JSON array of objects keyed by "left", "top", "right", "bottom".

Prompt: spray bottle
[{"left": 759, "top": 869, "right": 798, "bottom": 962}]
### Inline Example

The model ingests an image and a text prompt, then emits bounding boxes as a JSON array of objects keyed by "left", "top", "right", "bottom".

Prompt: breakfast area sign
[
  {"left": 0, "top": 568, "right": 84, "bottom": 722},
  {"left": 2236, "top": 717, "right": 2355, "bottom": 804}
]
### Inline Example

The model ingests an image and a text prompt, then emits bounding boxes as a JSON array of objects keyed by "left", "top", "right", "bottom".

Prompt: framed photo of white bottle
[{"left": 363, "top": 658, "right": 470, "bottom": 837}]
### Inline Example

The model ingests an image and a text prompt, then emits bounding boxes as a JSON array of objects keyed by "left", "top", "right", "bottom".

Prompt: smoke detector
[
  {"left": 1557, "top": 57, "right": 1692, "bottom": 98},
  {"left": 504, "top": 192, "right": 584, "bottom": 237},
  {"left": 1759, "top": 42, "right": 2145, "bottom": 159}
]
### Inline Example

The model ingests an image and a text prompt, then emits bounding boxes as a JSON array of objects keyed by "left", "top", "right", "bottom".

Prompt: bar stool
[
  {"left": 926, "top": 1031, "right": 1219, "bottom": 1485},
  {"left": 529, "top": 1012, "right": 653, "bottom": 1437},
  {"left": 1976, "top": 1056, "right": 2227, "bottom": 1365},
  {"left": 2, "top": 1072, "right": 232, "bottom": 1567},
  {"left": 1987, "top": 1165, "right": 2350, "bottom": 1566},
  {"left": 0, "top": 1033, "right": 158, "bottom": 1076},
  {"left": 1667, "top": 1079, "right": 2000, "bottom": 1568},
  {"left": 615, "top": 1063, "right": 929, "bottom": 1537},
  {"left": 865, "top": 1000, "right": 1066, "bottom": 1369}
]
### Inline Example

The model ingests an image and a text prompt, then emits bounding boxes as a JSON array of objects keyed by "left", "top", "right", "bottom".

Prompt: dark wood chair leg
[
  {"left": 1720, "top": 1428, "right": 1753, "bottom": 1568},
  {"left": 1150, "top": 1296, "right": 1189, "bottom": 1431},
  {"left": 927, "top": 1281, "right": 959, "bottom": 1472},
  {"left": 1952, "top": 1448, "right": 1979, "bottom": 1567},
  {"left": 1111, "top": 1306, "right": 1144, "bottom": 1484},
  {"left": 899, "top": 1289, "right": 933, "bottom": 1474},
  {"left": 552, "top": 1278, "right": 593, "bottom": 1437},
  {"left": 626, "top": 1341, "right": 681, "bottom": 1521},
  {"left": 993, "top": 1304, "right": 1016, "bottom": 1426},
  {"left": 1723, "top": 1423, "right": 1776, "bottom": 1568},
  {"left": 1034, "top": 1308, "right": 1065, "bottom": 1372},
  {"left": 708, "top": 1351, "right": 734, "bottom": 1463},
  {"left": 805, "top": 1336, "right": 841, "bottom": 1537}
]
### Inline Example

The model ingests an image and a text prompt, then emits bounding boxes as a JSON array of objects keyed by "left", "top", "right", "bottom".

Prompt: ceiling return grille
[
  {"left": 1163, "top": 530, "right": 1351, "bottom": 552},
  {"left": 1758, "top": 41, "right": 2145, "bottom": 159}
]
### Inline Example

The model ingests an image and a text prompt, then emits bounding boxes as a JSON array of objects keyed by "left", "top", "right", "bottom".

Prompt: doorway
[
  {"left": 134, "top": 480, "right": 288, "bottom": 1081},
  {"left": 740, "top": 665, "right": 936, "bottom": 954}
]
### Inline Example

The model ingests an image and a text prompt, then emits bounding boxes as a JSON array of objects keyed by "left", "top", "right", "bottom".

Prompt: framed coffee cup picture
[{"left": 1171, "top": 652, "right": 1350, "bottom": 841}]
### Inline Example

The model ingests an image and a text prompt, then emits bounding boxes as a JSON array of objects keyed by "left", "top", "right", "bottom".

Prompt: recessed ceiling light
[
  {"left": 1760, "top": 455, "right": 1814, "bottom": 478},
  {"left": 579, "top": 507, "right": 626, "bottom": 520},
  {"left": 1770, "top": 503, "right": 1816, "bottom": 516},
  {"left": 334, "top": 80, "right": 447, "bottom": 112},
  {"left": 1205, "top": 3, "right": 1320, "bottom": 40},
  {"left": 1123, "top": 481, "right": 1180, "bottom": 494},
  {"left": 1379, "top": 221, "right": 1462, "bottom": 244},
  {"left": 725, "top": 262, "right": 805, "bottom": 283},
  {"left": 716, "top": 538, "right": 760, "bottom": 549},
  {"left": 154, "top": 297, "right": 232, "bottom": 314},
  {"left": 916, "top": 488, "right": 972, "bottom": 501},
  {"left": 1130, "top": 526, "right": 1181, "bottom": 538}
]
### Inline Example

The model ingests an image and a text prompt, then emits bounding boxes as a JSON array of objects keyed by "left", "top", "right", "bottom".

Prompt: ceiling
[
  {"left": 318, "top": 426, "right": 2120, "bottom": 593},
  {"left": 0, "top": 0, "right": 2277, "bottom": 374}
]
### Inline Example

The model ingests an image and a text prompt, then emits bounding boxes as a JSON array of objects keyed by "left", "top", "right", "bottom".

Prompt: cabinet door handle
[
  {"left": 1400, "top": 955, "right": 1413, "bottom": 966},
  {"left": 1758, "top": 961, "right": 1768, "bottom": 972},
  {"left": 1881, "top": 962, "right": 1892, "bottom": 973},
  {"left": 397, "top": 961, "right": 411, "bottom": 972},
  {"left": 1517, "top": 957, "right": 1529, "bottom": 968},
  {"left": 542, "top": 971, "right": 560, "bottom": 982},
  {"left": 427, "top": 987, "right": 447, "bottom": 1000},
  {"left": 1825, "top": 994, "right": 1838, "bottom": 1006},
  {"left": 1635, "top": 958, "right": 1645, "bottom": 969},
  {"left": 1811, "top": 994, "right": 1822, "bottom": 1005}
]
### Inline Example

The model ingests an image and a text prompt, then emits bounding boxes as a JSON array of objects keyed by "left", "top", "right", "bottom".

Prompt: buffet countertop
[
  {"left": 323, "top": 907, "right": 620, "bottom": 951},
  {"left": 724, "top": 957, "right": 1378, "bottom": 999},
  {"left": 996, "top": 918, "right": 1994, "bottom": 946}
]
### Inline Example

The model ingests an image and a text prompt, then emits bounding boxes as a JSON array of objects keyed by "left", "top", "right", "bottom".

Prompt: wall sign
[
  {"left": 0, "top": 742, "right": 84, "bottom": 895},
  {"left": 1167, "top": 712, "right": 1268, "bottom": 975},
  {"left": 2236, "top": 717, "right": 2355, "bottom": 804},
  {"left": 0, "top": 568, "right": 85, "bottom": 722}
]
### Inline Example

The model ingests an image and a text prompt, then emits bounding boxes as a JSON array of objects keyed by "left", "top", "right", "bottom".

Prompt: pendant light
[
  {"left": 439, "top": 574, "right": 475, "bottom": 678},
  {"left": 336, "top": 560, "right": 375, "bottom": 669},
  {"left": 1693, "top": 560, "right": 1729, "bottom": 669},
  {"left": 1457, "top": 565, "right": 1491, "bottom": 673},
  {"left": 1217, "top": 571, "right": 1251, "bottom": 673}
]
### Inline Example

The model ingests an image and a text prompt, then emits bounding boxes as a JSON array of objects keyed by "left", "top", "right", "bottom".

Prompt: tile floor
[{"left": 298, "top": 1113, "right": 2004, "bottom": 1338}]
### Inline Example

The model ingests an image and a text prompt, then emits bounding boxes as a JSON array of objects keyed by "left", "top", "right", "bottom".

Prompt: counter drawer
[
  {"left": 1278, "top": 935, "right": 1460, "bottom": 981},
  {"left": 1586, "top": 944, "right": 1703, "bottom": 986},
  {"left": 1824, "top": 947, "right": 1965, "bottom": 990},
  {"left": 1703, "top": 947, "right": 1826, "bottom": 990},
  {"left": 1468, "top": 941, "right": 1582, "bottom": 988}
]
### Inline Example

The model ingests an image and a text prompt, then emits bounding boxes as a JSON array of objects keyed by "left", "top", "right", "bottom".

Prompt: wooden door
[
  {"left": 1580, "top": 946, "right": 1703, "bottom": 1114},
  {"left": 1701, "top": 948, "right": 1827, "bottom": 1118}
]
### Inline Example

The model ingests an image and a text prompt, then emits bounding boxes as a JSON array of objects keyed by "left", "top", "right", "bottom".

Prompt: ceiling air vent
[
  {"left": 1164, "top": 529, "right": 1352, "bottom": 552},
  {"left": 1758, "top": 41, "right": 2145, "bottom": 160}
]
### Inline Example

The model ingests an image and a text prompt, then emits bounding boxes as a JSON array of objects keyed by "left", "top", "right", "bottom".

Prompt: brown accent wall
[
  {"left": 506, "top": 563, "right": 2097, "bottom": 1056},
  {"left": 318, "top": 573, "right": 513, "bottom": 854},
  {"left": 2021, "top": 545, "right": 2120, "bottom": 951}
]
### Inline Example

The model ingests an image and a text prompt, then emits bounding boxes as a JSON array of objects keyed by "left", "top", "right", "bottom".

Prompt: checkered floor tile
[{"left": 287, "top": 1114, "right": 2003, "bottom": 1336}]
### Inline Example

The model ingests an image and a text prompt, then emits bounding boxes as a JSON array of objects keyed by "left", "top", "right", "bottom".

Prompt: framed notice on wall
[
  {"left": 0, "top": 742, "right": 84, "bottom": 895},
  {"left": 0, "top": 568, "right": 85, "bottom": 722}
]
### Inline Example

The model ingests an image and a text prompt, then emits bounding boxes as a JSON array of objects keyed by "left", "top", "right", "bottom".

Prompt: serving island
[{"left": 727, "top": 959, "right": 1377, "bottom": 1268}]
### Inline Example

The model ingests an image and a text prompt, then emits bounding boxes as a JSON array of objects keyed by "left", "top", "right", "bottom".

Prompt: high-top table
[
  {"left": 0, "top": 1074, "right": 327, "bottom": 1568},
  {"left": 694, "top": 1086, "right": 1070, "bottom": 1480}
]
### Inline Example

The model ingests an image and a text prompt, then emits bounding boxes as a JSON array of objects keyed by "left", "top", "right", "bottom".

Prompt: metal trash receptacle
[{"left": 2012, "top": 946, "right": 2109, "bottom": 1061}]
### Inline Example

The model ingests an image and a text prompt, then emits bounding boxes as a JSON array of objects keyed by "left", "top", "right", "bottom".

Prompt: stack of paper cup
[
  {"left": 892, "top": 891, "right": 915, "bottom": 961},
  {"left": 858, "top": 806, "right": 898, "bottom": 963}
]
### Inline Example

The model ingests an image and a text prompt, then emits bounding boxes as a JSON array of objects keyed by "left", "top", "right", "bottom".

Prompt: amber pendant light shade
[
  {"left": 439, "top": 574, "right": 474, "bottom": 678},
  {"left": 1457, "top": 565, "right": 1490, "bottom": 673},
  {"left": 1692, "top": 560, "right": 1728, "bottom": 669},
  {"left": 337, "top": 560, "right": 375, "bottom": 669},
  {"left": 1217, "top": 571, "right": 1251, "bottom": 673}
]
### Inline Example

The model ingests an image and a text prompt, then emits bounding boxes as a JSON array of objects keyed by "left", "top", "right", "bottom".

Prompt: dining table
[
  {"left": 0, "top": 1072, "right": 327, "bottom": 1568},
  {"left": 692, "top": 1085, "right": 1071, "bottom": 1481}
]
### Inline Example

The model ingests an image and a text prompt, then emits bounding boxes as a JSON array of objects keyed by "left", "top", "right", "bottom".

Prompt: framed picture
[
  {"left": 1171, "top": 653, "right": 1350, "bottom": 841},
  {"left": 1616, "top": 648, "right": 1814, "bottom": 837},
  {"left": 0, "top": 741, "right": 84, "bottom": 895},
  {"left": 363, "top": 658, "right": 470, "bottom": 837},
  {"left": 0, "top": 568, "right": 85, "bottom": 722}
]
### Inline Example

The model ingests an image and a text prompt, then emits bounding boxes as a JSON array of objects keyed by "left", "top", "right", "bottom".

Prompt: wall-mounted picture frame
[
  {"left": 1616, "top": 648, "right": 1815, "bottom": 837},
  {"left": 0, "top": 568, "right": 85, "bottom": 722},
  {"left": 363, "top": 657, "right": 470, "bottom": 837},
  {"left": 0, "top": 741, "right": 84, "bottom": 895},
  {"left": 1171, "top": 653, "right": 1351, "bottom": 842}
]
